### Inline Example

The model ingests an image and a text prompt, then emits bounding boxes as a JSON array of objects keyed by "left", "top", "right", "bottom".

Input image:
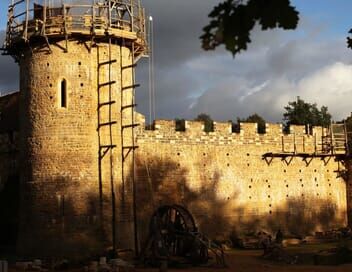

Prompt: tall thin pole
[
  {"left": 24, "top": 0, "right": 29, "bottom": 40},
  {"left": 148, "top": 15, "right": 155, "bottom": 124},
  {"left": 148, "top": 15, "right": 153, "bottom": 125},
  {"left": 151, "top": 16, "right": 155, "bottom": 121},
  {"left": 109, "top": 37, "right": 117, "bottom": 255},
  {"left": 131, "top": 42, "right": 139, "bottom": 256}
]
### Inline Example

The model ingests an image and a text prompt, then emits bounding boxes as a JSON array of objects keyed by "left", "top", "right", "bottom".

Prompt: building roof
[{"left": 0, "top": 92, "right": 19, "bottom": 133}]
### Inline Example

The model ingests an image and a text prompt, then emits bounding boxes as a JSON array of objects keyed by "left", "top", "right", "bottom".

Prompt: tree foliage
[
  {"left": 195, "top": 113, "right": 214, "bottom": 132},
  {"left": 238, "top": 113, "right": 266, "bottom": 133},
  {"left": 283, "top": 97, "right": 331, "bottom": 129},
  {"left": 347, "top": 29, "right": 352, "bottom": 49},
  {"left": 201, "top": 0, "right": 299, "bottom": 56}
]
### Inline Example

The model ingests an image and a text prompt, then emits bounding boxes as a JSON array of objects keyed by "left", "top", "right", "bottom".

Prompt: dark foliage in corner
[
  {"left": 201, "top": 0, "right": 299, "bottom": 56},
  {"left": 347, "top": 28, "right": 352, "bottom": 49}
]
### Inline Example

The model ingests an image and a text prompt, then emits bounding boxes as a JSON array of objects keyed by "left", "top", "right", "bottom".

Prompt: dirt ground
[
  {"left": 135, "top": 250, "right": 352, "bottom": 272},
  {"left": 6, "top": 247, "right": 352, "bottom": 271}
]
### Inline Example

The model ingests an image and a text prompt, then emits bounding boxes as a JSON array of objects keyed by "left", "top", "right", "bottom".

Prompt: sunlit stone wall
[{"left": 136, "top": 118, "right": 348, "bottom": 241}]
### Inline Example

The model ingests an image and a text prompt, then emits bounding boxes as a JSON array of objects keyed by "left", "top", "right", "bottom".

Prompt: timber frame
[{"left": 3, "top": 0, "right": 147, "bottom": 60}]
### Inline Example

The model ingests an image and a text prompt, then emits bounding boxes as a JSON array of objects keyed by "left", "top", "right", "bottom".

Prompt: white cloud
[
  {"left": 1, "top": 1, "right": 351, "bottom": 124},
  {"left": 190, "top": 61, "right": 352, "bottom": 122}
]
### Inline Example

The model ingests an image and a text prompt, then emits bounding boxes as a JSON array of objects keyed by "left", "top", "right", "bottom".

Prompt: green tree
[
  {"left": 342, "top": 115, "right": 352, "bottom": 151},
  {"left": 283, "top": 97, "right": 331, "bottom": 130},
  {"left": 195, "top": 113, "right": 214, "bottom": 132},
  {"left": 239, "top": 113, "right": 266, "bottom": 133},
  {"left": 201, "top": 0, "right": 299, "bottom": 56}
]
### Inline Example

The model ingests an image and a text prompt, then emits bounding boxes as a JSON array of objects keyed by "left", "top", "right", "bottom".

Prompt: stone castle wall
[
  {"left": 0, "top": 131, "right": 19, "bottom": 249},
  {"left": 16, "top": 39, "right": 135, "bottom": 258},
  {"left": 0, "top": 132, "right": 18, "bottom": 187},
  {"left": 135, "top": 118, "right": 348, "bottom": 242}
]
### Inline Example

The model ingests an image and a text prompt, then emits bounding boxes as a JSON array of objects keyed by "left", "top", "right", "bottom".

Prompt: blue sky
[
  {"left": 294, "top": 0, "right": 352, "bottom": 36},
  {"left": 1, "top": 1, "right": 352, "bottom": 122}
]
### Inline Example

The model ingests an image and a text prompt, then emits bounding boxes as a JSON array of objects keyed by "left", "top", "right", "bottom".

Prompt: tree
[
  {"left": 195, "top": 113, "right": 214, "bottom": 132},
  {"left": 202, "top": 0, "right": 352, "bottom": 56},
  {"left": 238, "top": 113, "right": 266, "bottom": 133},
  {"left": 342, "top": 114, "right": 352, "bottom": 151},
  {"left": 201, "top": 0, "right": 299, "bottom": 56},
  {"left": 283, "top": 97, "right": 331, "bottom": 130}
]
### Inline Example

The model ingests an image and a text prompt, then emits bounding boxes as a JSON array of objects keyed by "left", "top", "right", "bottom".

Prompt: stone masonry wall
[
  {"left": 0, "top": 132, "right": 18, "bottom": 189},
  {"left": 0, "top": 132, "right": 19, "bottom": 248},
  {"left": 16, "top": 39, "right": 135, "bottom": 258},
  {"left": 135, "top": 118, "right": 348, "bottom": 243}
]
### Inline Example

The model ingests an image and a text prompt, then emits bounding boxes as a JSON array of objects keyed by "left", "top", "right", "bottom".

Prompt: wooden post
[
  {"left": 108, "top": 0, "right": 111, "bottom": 28},
  {"left": 24, "top": 0, "right": 29, "bottom": 40},
  {"left": 344, "top": 121, "right": 349, "bottom": 156},
  {"left": 303, "top": 136, "right": 305, "bottom": 153},
  {"left": 314, "top": 133, "right": 317, "bottom": 155},
  {"left": 130, "top": 0, "right": 134, "bottom": 32},
  {"left": 330, "top": 124, "right": 334, "bottom": 155},
  {"left": 43, "top": 0, "right": 47, "bottom": 35},
  {"left": 63, "top": 3, "right": 68, "bottom": 52},
  {"left": 293, "top": 133, "right": 296, "bottom": 154},
  {"left": 92, "top": 0, "right": 95, "bottom": 33}
]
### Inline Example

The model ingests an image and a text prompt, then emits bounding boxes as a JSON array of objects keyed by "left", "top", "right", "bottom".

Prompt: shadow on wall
[
  {"left": 17, "top": 176, "right": 105, "bottom": 259},
  {"left": 0, "top": 174, "right": 19, "bottom": 254},
  {"left": 134, "top": 156, "right": 188, "bottom": 242},
  {"left": 135, "top": 155, "right": 346, "bottom": 244}
]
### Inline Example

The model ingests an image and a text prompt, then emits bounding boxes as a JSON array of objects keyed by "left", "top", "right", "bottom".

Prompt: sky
[{"left": 1, "top": 1, "right": 352, "bottom": 124}]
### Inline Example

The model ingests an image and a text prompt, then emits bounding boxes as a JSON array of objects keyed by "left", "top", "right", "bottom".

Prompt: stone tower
[{"left": 4, "top": 0, "right": 147, "bottom": 258}]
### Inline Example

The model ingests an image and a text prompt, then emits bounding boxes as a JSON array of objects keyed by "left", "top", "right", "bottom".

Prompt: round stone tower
[{"left": 4, "top": 0, "right": 147, "bottom": 258}]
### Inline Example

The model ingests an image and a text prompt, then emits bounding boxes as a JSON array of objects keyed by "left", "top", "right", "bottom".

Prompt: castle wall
[
  {"left": 0, "top": 132, "right": 18, "bottom": 187},
  {"left": 17, "top": 40, "right": 134, "bottom": 258},
  {"left": 0, "top": 132, "right": 19, "bottom": 249},
  {"left": 135, "top": 118, "right": 348, "bottom": 242}
]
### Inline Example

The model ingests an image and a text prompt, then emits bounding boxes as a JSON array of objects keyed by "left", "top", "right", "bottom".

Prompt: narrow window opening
[{"left": 60, "top": 79, "right": 67, "bottom": 108}]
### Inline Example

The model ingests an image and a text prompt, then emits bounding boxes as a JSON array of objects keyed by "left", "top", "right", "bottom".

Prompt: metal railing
[{"left": 5, "top": 0, "right": 146, "bottom": 49}]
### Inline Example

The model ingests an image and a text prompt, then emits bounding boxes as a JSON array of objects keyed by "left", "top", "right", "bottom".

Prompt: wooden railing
[{"left": 5, "top": 0, "right": 146, "bottom": 48}]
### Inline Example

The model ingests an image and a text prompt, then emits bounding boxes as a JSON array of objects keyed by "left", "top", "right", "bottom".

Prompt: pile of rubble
[
  {"left": 84, "top": 258, "right": 134, "bottom": 272},
  {"left": 314, "top": 227, "right": 352, "bottom": 241},
  {"left": 262, "top": 244, "right": 298, "bottom": 265},
  {"left": 233, "top": 227, "right": 352, "bottom": 249},
  {"left": 0, "top": 260, "right": 8, "bottom": 272},
  {"left": 231, "top": 231, "right": 280, "bottom": 249},
  {"left": 15, "top": 260, "right": 48, "bottom": 271},
  {"left": 10, "top": 257, "right": 135, "bottom": 272}
]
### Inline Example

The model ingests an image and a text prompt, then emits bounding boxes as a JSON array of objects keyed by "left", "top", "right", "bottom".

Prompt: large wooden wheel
[{"left": 143, "top": 205, "right": 209, "bottom": 266}]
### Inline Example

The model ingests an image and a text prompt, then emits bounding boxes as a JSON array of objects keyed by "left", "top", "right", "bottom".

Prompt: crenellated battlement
[
  {"left": 136, "top": 117, "right": 334, "bottom": 155},
  {"left": 138, "top": 118, "right": 327, "bottom": 137}
]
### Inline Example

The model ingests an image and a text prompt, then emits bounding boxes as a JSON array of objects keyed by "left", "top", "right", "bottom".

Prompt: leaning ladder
[
  {"left": 120, "top": 41, "right": 140, "bottom": 255},
  {"left": 97, "top": 37, "right": 118, "bottom": 252}
]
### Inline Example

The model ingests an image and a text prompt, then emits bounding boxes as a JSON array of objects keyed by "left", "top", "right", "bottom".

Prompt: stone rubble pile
[
  {"left": 85, "top": 257, "right": 135, "bottom": 272},
  {"left": 15, "top": 260, "right": 48, "bottom": 271},
  {"left": 0, "top": 260, "right": 8, "bottom": 272}
]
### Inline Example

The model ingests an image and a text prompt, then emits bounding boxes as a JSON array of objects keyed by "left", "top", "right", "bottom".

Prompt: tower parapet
[{"left": 4, "top": 0, "right": 147, "bottom": 60}]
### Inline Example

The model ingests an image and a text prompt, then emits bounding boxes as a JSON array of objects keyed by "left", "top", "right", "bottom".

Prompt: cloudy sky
[{"left": 1, "top": 1, "right": 352, "bottom": 123}]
